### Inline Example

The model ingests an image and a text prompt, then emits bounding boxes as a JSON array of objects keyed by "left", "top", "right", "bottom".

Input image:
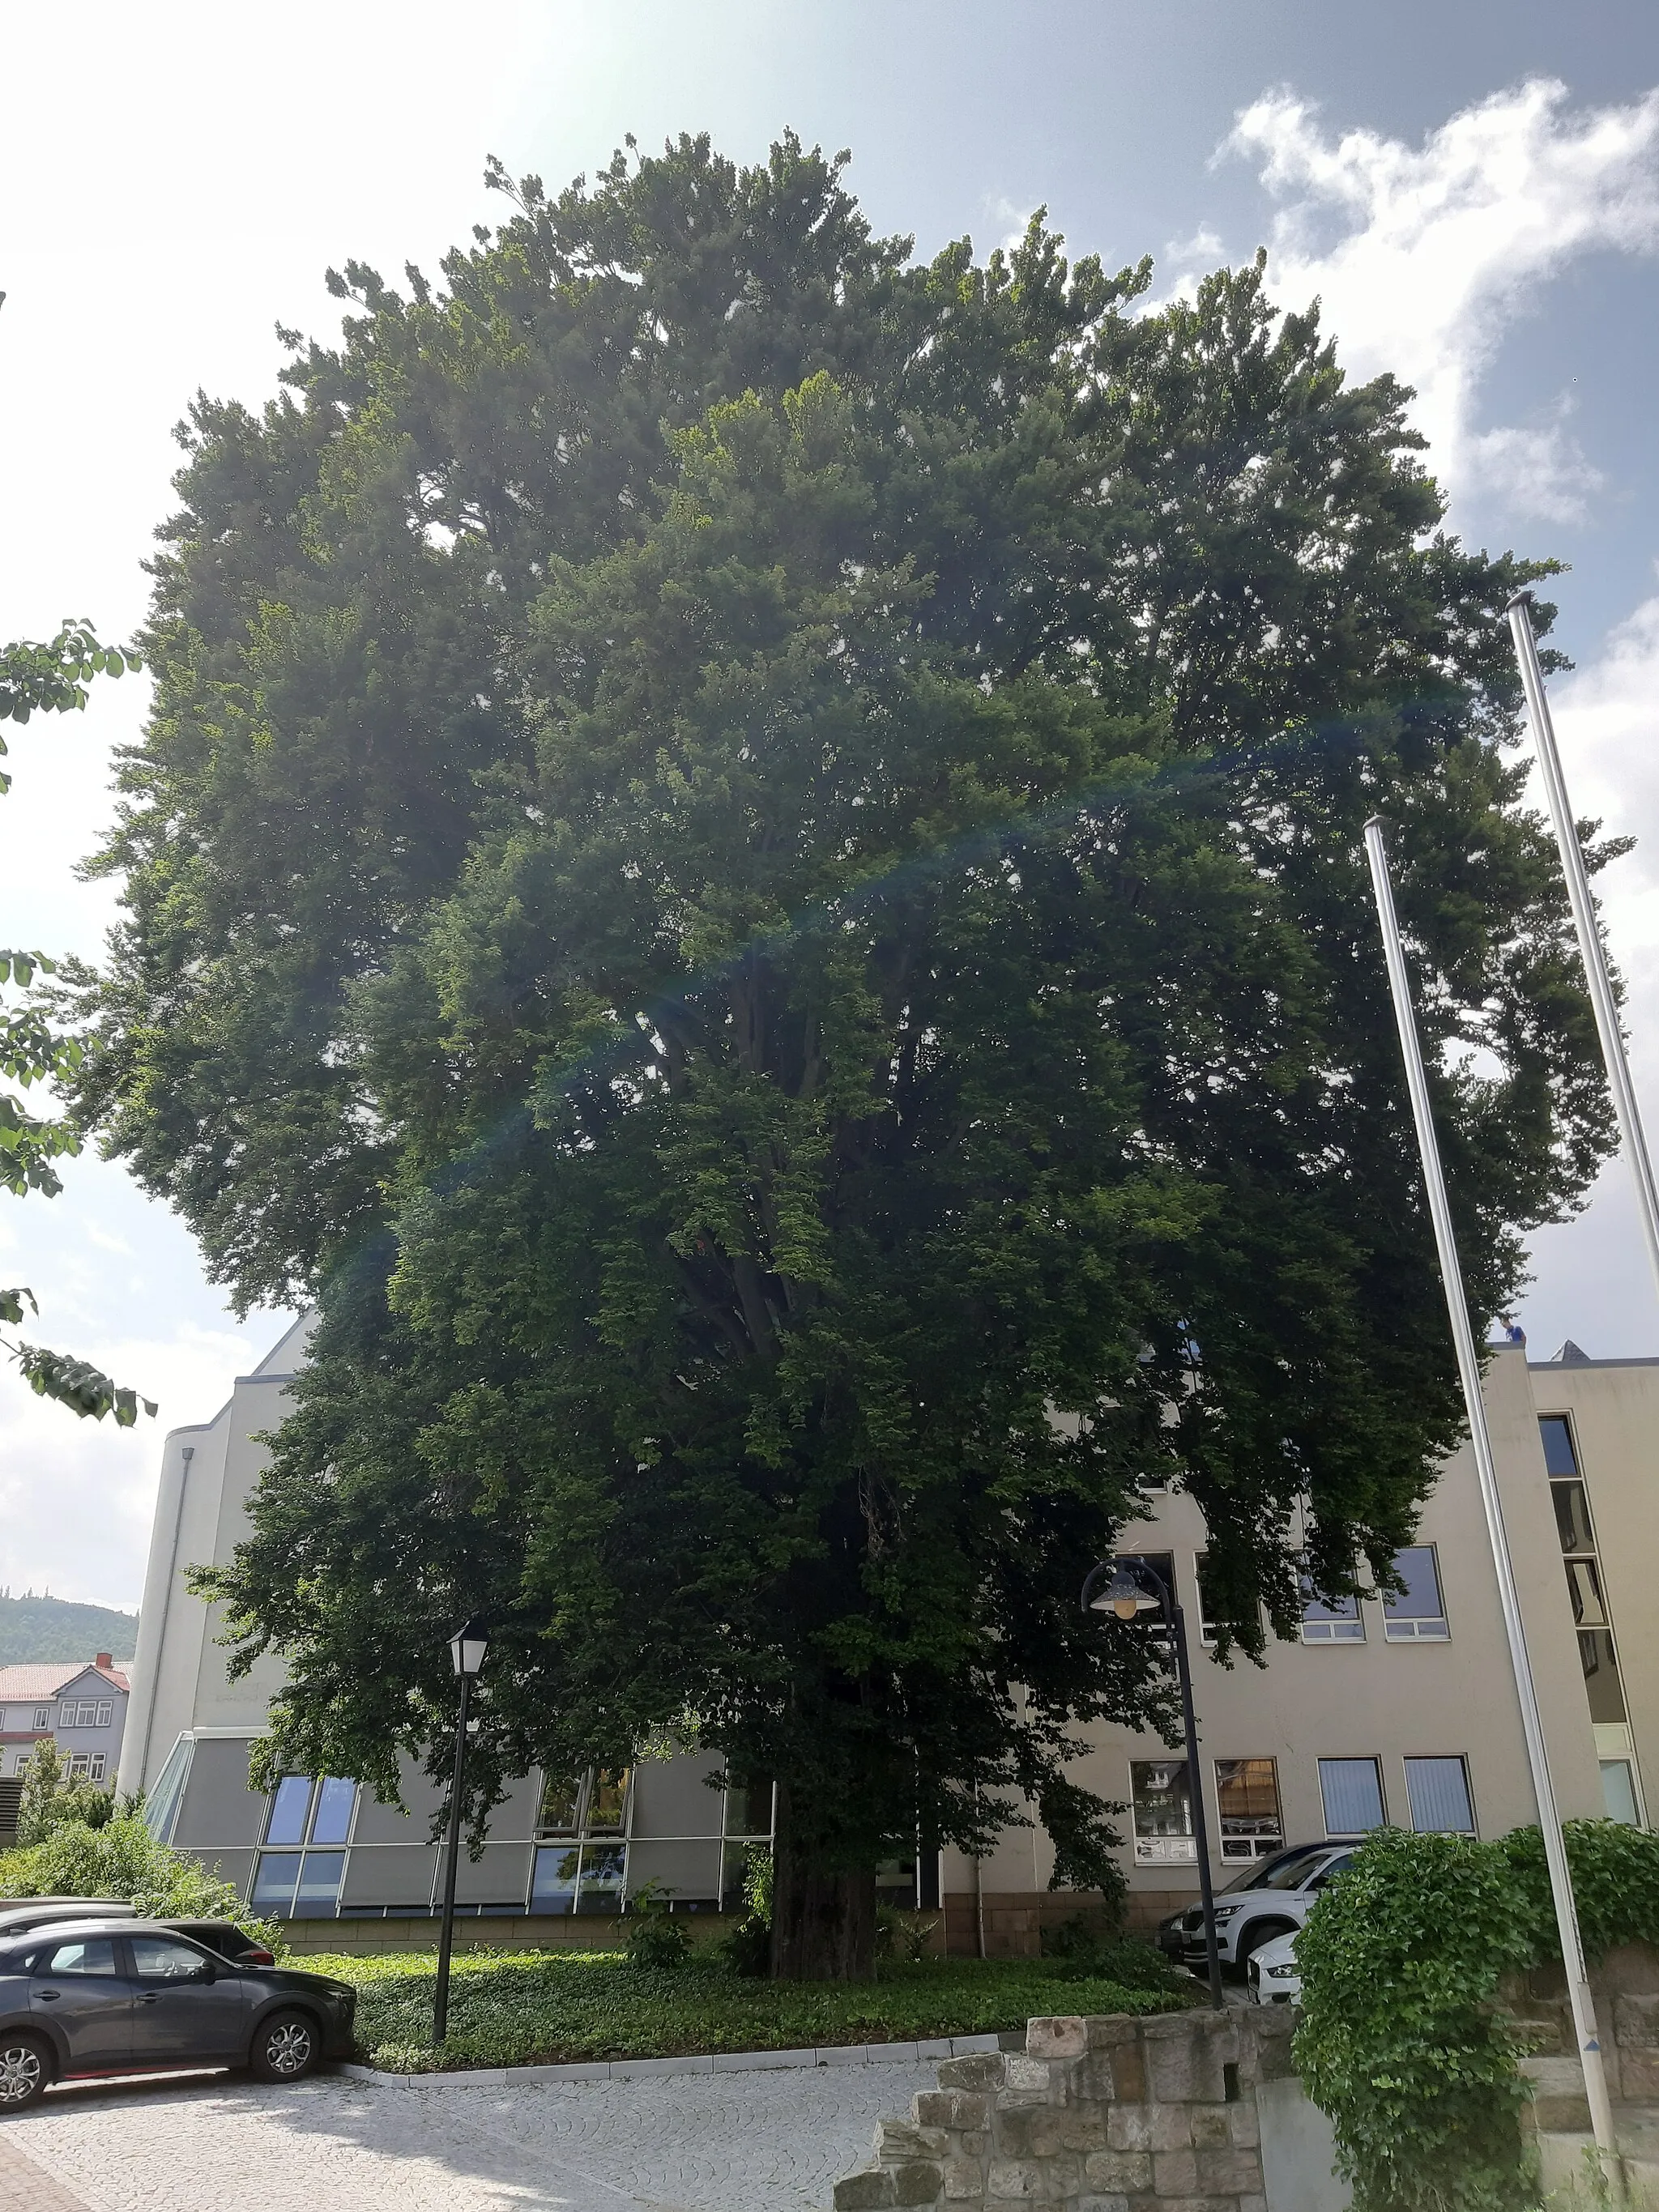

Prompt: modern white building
[{"left": 120, "top": 1321, "right": 1653, "bottom": 1953}]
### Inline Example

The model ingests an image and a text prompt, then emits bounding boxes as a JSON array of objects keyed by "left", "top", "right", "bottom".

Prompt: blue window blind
[
  {"left": 1404, "top": 1757, "right": 1474, "bottom": 1834},
  {"left": 1318, "top": 1758, "right": 1384, "bottom": 1833}
]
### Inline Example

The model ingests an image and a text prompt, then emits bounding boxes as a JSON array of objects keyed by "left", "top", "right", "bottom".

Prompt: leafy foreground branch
[
  {"left": 0, "top": 626, "right": 152, "bottom": 1422},
  {"left": 1295, "top": 1822, "right": 1659, "bottom": 2212}
]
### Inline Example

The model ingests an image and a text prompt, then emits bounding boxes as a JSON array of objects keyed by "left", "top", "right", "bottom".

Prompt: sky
[{"left": 5, "top": 0, "right": 1659, "bottom": 1608}]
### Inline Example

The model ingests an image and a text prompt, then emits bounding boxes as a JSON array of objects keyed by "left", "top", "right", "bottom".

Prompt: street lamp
[
  {"left": 1081, "top": 1555, "right": 1224, "bottom": 2009},
  {"left": 433, "top": 1615, "right": 488, "bottom": 2046}
]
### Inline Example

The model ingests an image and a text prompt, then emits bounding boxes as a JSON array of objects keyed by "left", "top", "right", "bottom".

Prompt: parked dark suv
[{"left": 0, "top": 1917, "right": 356, "bottom": 2112}]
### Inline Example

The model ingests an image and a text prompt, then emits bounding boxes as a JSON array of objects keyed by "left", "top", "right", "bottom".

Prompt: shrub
[
  {"left": 15, "top": 1741, "right": 117, "bottom": 1846},
  {"left": 1294, "top": 1821, "right": 1659, "bottom": 2212},
  {"left": 1039, "top": 1912, "right": 1189, "bottom": 1992},
  {"left": 624, "top": 1883, "right": 693, "bottom": 1971},
  {"left": 0, "top": 1812, "right": 285, "bottom": 1956},
  {"left": 712, "top": 1843, "right": 773, "bottom": 1977}
]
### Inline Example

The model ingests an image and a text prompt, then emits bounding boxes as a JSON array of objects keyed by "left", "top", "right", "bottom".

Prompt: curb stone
[{"left": 336, "top": 2031, "right": 1004, "bottom": 2090}]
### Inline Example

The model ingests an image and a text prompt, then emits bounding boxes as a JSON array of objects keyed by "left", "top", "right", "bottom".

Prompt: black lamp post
[
  {"left": 433, "top": 1615, "right": 488, "bottom": 2046},
  {"left": 1081, "top": 1555, "right": 1224, "bottom": 2010}
]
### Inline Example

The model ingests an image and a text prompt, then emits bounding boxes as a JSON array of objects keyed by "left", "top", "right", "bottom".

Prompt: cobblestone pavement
[{"left": 4, "top": 2060, "right": 938, "bottom": 2212}]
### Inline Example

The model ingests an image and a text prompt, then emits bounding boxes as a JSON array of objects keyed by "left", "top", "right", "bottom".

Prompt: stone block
[
  {"left": 1001, "top": 2056, "right": 1055, "bottom": 2096},
  {"left": 1151, "top": 2147, "right": 1199, "bottom": 2194},
  {"left": 941, "top": 2157, "right": 985, "bottom": 2201},
  {"left": 1195, "top": 2145, "right": 1266, "bottom": 2193},
  {"left": 1083, "top": 2150, "right": 1154, "bottom": 2193},
  {"left": 1228, "top": 2102, "right": 1261, "bottom": 2150},
  {"left": 834, "top": 2172, "right": 897, "bottom": 2210},
  {"left": 1148, "top": 2102, "right": 1194, "bottom": 2150},
  {"left": 1592, "top": 1941, "right": 1659, "bottom": 1996},
  {"left": 1106, "top": 2105, "right": 1153, "bottom": 2150},
  {"left": 1028, "top": 2016, "right": 1089, "bottom": 2059},
  {"left": 917, "top": 2089, "right": 992, "bottom": 2130},
  {"left": 1617, "top": 2052, "right": 1659, "bottom": 2101},
  {"left": 984, "top": 2160, "right": 1046, "bottom": 2200},
  {"left": 1056, "top": 2112, "right": 1109, "bottom": 2153},
  {"left": 879, "top": 2122, "right": 951, "bottom": 2162},
  {"left": 892, "top": 2162, "right": 945, "bottom": 2206},
  {"left": 1109, "top": 2040, "right": 1147, "bottom": 2103},
  {"left": 1614, "top": 1993, "right": 1659, "bottom": 2049},
  {"left": 1074, "top": 2198, "right": 1130, "bottom": 2212},
  {"left": 1532, "top": 2095, "right": 1593, "bottom": 2133},
  {"left": 939, "top": 2056, "right": 1008, "bottom": 2092},
  {"left": 1190, "top": 2108, "right": 1230, "bottom": 2148},
  {"left": 1145, "top": 2022, "right": 1226, "bottom": 2105},
  {"left": 1085, "top": 2015, "right": 1141, "bottom": 2048}
]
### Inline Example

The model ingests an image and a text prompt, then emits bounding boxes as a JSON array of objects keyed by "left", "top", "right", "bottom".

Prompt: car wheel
[
  {"left": 0, "top": 2033, "right": 51, "bottom": 2113},
  {"left": 248, "top": 2009, "right": 319, "bottom": 2083}
]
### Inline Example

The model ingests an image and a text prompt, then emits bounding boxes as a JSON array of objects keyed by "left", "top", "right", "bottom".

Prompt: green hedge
[{"left": 1294, "top": 1822, "right": 1659, "bottom": 2212}]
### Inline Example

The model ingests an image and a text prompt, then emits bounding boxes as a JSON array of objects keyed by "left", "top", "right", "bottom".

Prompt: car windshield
[{"left": 1220, "top": 1847, "right": 1330, "bottom": 1894}]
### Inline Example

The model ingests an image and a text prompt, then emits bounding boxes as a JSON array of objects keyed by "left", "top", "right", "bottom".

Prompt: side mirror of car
[{"left": 196, "top": 1961, "right": 217, "bottom": 1983}]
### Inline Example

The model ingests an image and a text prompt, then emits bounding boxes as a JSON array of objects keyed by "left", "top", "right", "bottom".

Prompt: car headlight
[
  {"left": 1265, "top": 1963, "right": 1299, "bottom": 1978},
  {"left": 1210, "top": 1904, "right": 1243, "bottom": 1921}
]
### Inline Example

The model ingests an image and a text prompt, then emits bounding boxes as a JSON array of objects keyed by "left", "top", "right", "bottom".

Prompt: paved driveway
[{"left": 0, "top": 2060, "right": 937, "bottom": 2212}]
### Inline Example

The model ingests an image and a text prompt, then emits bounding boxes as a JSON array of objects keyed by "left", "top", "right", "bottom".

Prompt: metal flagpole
[
  {"left": 1363, "top": 816, "right": 1621, "bottom": 2176},
  {"left": 1506, "top": 591, "right": 1659, "bottom": 1299}
]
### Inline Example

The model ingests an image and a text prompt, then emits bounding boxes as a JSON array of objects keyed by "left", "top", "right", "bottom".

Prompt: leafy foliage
[
  {"left": 1038, "top": 1912, "right": 1188, "bottom": 1993},
  {"left": 75, "top": 136, "right": 1613, "bottom": 1962},
  {"left": 0, "top": 624, "right": 151, "bottom": 1420},
  {"left": 0, "top": 1809, "right": 282, "bottom": 1956},
  {"left": 15, "top": 1738, "right": 116, "bottom": 1846},
  {"left": 621, "top": 1880, "right": 693, "bottom": 1970},
  {"left": 1294, "top": 1821, "right": 1659, "bottom": 2212},
  {"left": 312, "top": 1946, "right": 1196, "bottom": 2074}
]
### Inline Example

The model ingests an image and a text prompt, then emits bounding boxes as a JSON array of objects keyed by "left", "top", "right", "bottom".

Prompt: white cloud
[{"left": 1224, "top": 79, "right": 1659, "bottom": 520}]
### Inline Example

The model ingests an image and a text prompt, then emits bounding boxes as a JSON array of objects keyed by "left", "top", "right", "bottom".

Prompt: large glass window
[
  {"left": 1318, "top": 1758, "right": 1386, "bottom": 1835},
  {"left": 1542, "top": 1419, "right": 1632, "bottom": 1733},
  {"left": 1214, "top": 1758, "right": 1283, "bottom": 1861},
  {"left": 254, "top": 1776, "right": 359, "bottom": 1918},
  {"left": 1538, "top": 1414, "right": 1578, "bottom": 1477},
  {"left": 1301, "top": 1583, "right": 1364, "bottom": 1643},
  {"left": 1602, "top": 1761, "right": 1642, "bottom": 1826},
  {"left": 1383, "top": 1548, "right": 1449, "bottom": 1641},
  {"left": 141, "top": 1735, "right": 193, "bottom": 1843},
  {"left": 1130, "top": 1758, "right": 1196, "bottom": 1863},
  {"left": 1405, "top": 1756, "right": 1475, "bottom": 1834},
  {"left": 265, "top": 1775, "right": 313, "bottom": 1846}
]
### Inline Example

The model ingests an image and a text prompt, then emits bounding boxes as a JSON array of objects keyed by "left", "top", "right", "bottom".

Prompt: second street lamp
[
  {"left": 433, "top": 1615, "right": 489, "bottom": 2047},
  {"left": 1081, "top": 1555, "right": 1224, "bottom": 2010}
]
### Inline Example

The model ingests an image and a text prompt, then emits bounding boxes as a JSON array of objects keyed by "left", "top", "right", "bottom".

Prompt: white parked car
[
  {"left": 1156, "top": 1840, "right": 1357, "bottom": 1977},
  {"left": 1247, "top": 1925, "right": 1302, "bottom": 2005}
]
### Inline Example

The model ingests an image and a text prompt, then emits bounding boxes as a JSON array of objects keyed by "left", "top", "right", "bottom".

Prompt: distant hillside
[{"left": 0, "top": 1592, "right": 139, "bottom": 1667}]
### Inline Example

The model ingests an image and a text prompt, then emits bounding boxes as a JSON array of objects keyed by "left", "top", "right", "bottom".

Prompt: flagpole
[
  {"left": 1507, "top": 592, "right": 1659, "bottom": 1299},
  {"left": 1363, "top": 815, "right": 1620, "bottom": 2176}
]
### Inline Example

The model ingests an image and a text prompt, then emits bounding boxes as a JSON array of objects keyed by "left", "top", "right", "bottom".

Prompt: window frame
[
  {"left": 1403, "top": 1754, "right": 1477, "bottom": 1835},
  {"left": 1128, "top": 1756, "right": 1199, "bottom": 1865},
  {"left": 1382, "top": 1545, "right": 1450, "bottom": 1643},
  {"left": 1299, "top": 1582, "right": 1366, "bottom": 1644},
  {"left": 1316, "top": 1756, "right": 1388, "bottom": 1836},
  {"left": 1213, "top": 1757, "right": 1285, "bottom": 1862}
]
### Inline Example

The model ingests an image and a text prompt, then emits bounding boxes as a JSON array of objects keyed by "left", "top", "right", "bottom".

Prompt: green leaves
[
  {"left": 0, "top": 620, "right": 141, "bottom": 731},
  {"left": 2, "top": 1337, "right": 156, "bottom": 1426},
  {"left": 1295, "top": 1822, "right": 1659, "bottom": 2212}
]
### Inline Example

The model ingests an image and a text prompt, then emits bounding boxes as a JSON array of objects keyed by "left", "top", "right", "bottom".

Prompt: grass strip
[{"left": 301, "top": 1950, "right": 1201, "bottom": 2073}]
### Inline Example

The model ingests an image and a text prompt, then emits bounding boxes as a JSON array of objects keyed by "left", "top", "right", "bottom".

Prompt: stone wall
[{"left": 831, "top": 2003, "right": 1295, "bottom": 2210}]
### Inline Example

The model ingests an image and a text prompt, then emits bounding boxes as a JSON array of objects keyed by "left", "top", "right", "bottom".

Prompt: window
[
  {"left": 59, "top": 1703, "right": 75, "bottom": 1729},
  {"left": 31, "top": 1707, "right": 48, "bottom": 1731},
  {"left": 130, "top": 1936, "right": 210, "bottom": 1980},
  {"left": 1405, "top": 1756, "right": 1475, "bottom": 1834},
  {"left": 1301, "top": 1583, "right": 1364, "bottom": 1643},
  {"left": 1601, "top": 1761, "right": 1641, "bottom": 1826},
  {"left": 1213, "top": 1759, "right": 1283, "bottom": 1860},
  {"left": 95, "top": 1700, "right": 113, "bottom": 1728},
  {"left": 1318, "top": 1758, "right": 1386, "bottom": 1835},
  {"left": 1383, "top": 1548, "right": 1449, "bottom": 1641},
  {"left": 1195, "top": 1556, "right": 1253, "bottom": 1647},
  {"left": 36, "top": 1938, "right": 120, "bottom": 1978},
  {"left": 1129, "top": 1758, "right": 1196, "bottom": 1863},
  {"left": 65, "top": 1753, "right": 106, "bottom": 1783},
  {"left": 254, "top": 1775, "right": 359, "bottom": 1918},
  {"left": 529, "top": 1768, "right": 636, "bottom": 1910},
  {"left": 1538, "top": 1414, "right": 1578, "bottom": 1476}
]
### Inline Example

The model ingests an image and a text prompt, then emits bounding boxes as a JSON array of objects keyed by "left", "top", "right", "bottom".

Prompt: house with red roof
[{"left": 0, "top": 1656, "right": 130, "bottom": 1787}]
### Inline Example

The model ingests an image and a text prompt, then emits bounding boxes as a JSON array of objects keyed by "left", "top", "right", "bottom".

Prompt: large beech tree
[{"left": 75, "top": 136, "right": 1613, "bottom": 1975}]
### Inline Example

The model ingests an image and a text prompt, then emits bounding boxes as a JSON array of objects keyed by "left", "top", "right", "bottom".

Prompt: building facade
[
  {"left": 0, "top": 1657, "right": 131, "bottom": 1784},
  {"left": 121, "top": 1323, "right": 1653, "bottom": 1950}
]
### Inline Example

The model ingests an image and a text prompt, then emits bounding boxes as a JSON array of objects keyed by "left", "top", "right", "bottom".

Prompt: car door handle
[
  {"left": 138, "top": 1993, "right": 160, "bottom": 2004},
  {"left": 36, "top": 1988, "right": 60, "bottom": 2001}
]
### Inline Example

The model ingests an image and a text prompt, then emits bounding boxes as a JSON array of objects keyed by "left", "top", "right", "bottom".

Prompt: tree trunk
[{"left": 769, "top": 1793, "right": 877, "bottom": 1980}]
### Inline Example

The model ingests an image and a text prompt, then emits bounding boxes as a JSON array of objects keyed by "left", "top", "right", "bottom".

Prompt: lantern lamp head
[
  {"left": 450, "top": 1617, "right": 490, "bottom": 1679},
  {"left": 1087, "top": 1560, "right": 1162, "bottom": 1622}
]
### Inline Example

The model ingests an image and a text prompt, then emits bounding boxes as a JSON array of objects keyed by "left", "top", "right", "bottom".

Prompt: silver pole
[
  {"left": 1363, "top": 816, "right": 1620, "bottom": 2175},
  {"left": 1507, "top": 591, "right": 1659, "bottom": 1298}
]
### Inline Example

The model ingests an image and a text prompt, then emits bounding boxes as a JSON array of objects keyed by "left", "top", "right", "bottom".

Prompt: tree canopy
[{"left": 73, "top": 134, "right": 1612, "bottom": 1971}]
